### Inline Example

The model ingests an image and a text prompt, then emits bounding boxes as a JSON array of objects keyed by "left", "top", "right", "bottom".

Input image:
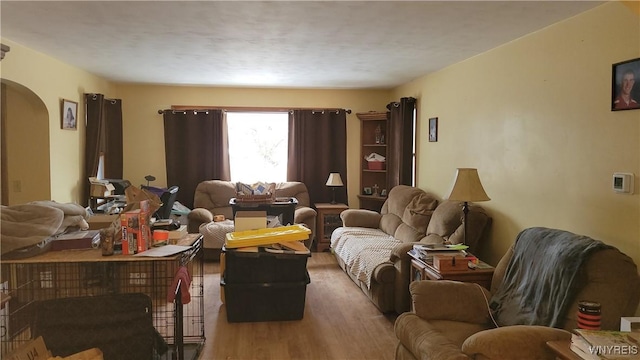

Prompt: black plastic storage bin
[
  {"left": 221, "top": 273, "right": 310, "bottom": 322},
  {"left": 222, "top": 246, "right": 310, "bottom": 284}
]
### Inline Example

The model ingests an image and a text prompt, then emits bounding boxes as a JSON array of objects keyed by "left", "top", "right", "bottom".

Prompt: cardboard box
[
  {"left": 120, "top": 200, "right": 150, "bottom": 255},
  {"left": 4, "top": 336, "right": 50, "bottom": 360},
  {"left": 234, "top": 211, "right": 267, "bottom": 231},
  {"left": 87, "top": 214, "right": 119, "bottom": 230},
  {"left": 168, "top": 225, "right": 187, "bottom": 241},
  {"left": 5, "top": 336, "right": 103, "bottom": 360},
  {"left": 90, "top": 183, "right": 115, "bottom": 197}
]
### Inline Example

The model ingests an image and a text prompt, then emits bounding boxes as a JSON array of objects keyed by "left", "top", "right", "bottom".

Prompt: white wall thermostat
[{"left": 613, "top": 172, "right": 634, "bottom": 194}]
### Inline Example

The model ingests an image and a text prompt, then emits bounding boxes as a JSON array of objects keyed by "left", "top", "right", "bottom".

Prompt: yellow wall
[
  {"left": 393, "top": 0, "right": 640, "bottom": 275},
  {"left": 115, "top": 84, "right": 391, "bottom": 206},
  {"left": 3, "top": 80, "right": 50, "bottom": 204},
  {"left": 0, "top": 38, "right": 114, "bottom": 204}
]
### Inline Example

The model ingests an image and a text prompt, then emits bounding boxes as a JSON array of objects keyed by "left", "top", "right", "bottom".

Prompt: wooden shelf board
[{"left": 357, "top": 195, "right": 387, "bottom": 202}]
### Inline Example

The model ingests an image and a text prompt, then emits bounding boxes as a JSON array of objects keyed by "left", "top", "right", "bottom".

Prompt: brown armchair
[
  {"left": 394, "top": 227, "right": 640, "bottom": 360},
  {"left": 188, "top": 180, "right": 317, "bottom": 258}
]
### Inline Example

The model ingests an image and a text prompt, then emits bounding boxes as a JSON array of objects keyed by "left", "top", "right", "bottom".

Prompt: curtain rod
[
  {"left": 86, "top": 93, "right": 118, "bottom": 104},
  {"left": 157, "top": 105, "right": 351, "bottom": 114}
]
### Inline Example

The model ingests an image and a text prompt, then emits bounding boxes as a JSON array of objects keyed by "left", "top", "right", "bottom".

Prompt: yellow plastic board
[{"left": 225, "top": 224, "right": 310, "bottom": 249}]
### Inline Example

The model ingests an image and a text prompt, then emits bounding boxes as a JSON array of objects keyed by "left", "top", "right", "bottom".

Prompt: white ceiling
[{"left": 1, "top": 1, "right": 604, "bottom": 89}]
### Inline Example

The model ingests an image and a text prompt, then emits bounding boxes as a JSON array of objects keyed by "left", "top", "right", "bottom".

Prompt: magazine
[{"left": 571, "top": 329, "right": 640, "bottom": 359}]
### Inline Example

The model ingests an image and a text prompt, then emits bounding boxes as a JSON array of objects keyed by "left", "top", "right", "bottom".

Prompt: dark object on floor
[
  {"left": 221, "top": 274, "right": 310, "bottom": 323},
  {"left": 31, "top": 293, "right": 167, "bottom": 360}
]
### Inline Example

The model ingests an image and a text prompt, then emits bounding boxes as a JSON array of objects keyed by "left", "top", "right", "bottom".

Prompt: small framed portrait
[
  {"left": 611, "top": 58, "right": 640, "bottom": 111},
  {"left": 61, "top": 99, "right": 78, "bottom": 130},
  {"left": 363, "top": 187, "right": 372, "bottom": 195},
  {"left": 428, "top": 117, "right": 438, "bottom": 142}
]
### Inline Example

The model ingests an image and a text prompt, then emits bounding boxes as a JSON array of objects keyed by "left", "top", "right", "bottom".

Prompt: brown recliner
[
  {"left": 394, "top": 227, "right": 640, "bottom": 360},
  {"left": 188, "top": 180, "right": 317, "bottom": 251}
]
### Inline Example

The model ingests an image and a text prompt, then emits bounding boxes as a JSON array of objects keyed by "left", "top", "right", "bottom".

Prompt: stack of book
[
  {"left": 570, "top": 329, "right": 640, "bottom": 359},
  {"left": 410, "top": 244, "right": 470, "bottom": 263}
]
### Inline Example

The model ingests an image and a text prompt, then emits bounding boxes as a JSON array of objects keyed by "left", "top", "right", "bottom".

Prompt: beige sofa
[
  {"left": 331, "top": 185, "right": 491, "bottom": 314},
  {"left": 188, "top": 180, "right": 317, "bottom": 259},
  {"left": 394, "top": 227, "right": 640, "bottom": 360}
]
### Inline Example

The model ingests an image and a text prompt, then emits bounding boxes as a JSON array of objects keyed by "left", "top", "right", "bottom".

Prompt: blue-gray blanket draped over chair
[{"left": 490, "top": 227, "right": 612, "bottom": 328}]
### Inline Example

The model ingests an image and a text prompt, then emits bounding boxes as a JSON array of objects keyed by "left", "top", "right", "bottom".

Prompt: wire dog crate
[{"left": 0, "top": 234, "right": 205, "bottom": 360}]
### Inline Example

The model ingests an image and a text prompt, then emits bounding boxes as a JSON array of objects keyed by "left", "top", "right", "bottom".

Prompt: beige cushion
[
  {"left": 193, "top": 180, "right": 237, "bottom": 220},
  {"left": 379, "top": 185, "right": 438, "bottom": 242}
]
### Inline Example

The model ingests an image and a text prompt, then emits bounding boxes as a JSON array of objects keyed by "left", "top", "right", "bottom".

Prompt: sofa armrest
[
  {"left": 390, "top": 242, "right": 418, "bottom": 262},
  {"left": 340, "top": 209, "right": 381, "bottom": 228},
  {"left": 187, "top": 208, "right": 214, "bottom": 233},
  {"left": 390, "top": 242, "right": 423, "bottom": 313},
  {"left": 394, "top": 313, "right": 471, "bottom": 360},
  {"left": 410, "top": 280, "right": 492, "bottom": 325},
  {"left": 462, "top": 325, "right": 571, "bottom": 360}
]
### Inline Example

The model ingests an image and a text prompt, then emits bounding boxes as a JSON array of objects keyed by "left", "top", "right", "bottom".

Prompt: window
[
  {"left": 226, "top": 111, "right": 288, "bottom": 183},
  {"left": 97, "top": 153, "right": 104, "bottom": 180}
]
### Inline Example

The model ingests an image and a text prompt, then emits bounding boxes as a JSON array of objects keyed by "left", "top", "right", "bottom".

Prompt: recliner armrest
[
  {"left": 462, "top": 325, "right": 571, "bottom": 360},
  {"left": 294, "top": 206, "right": 317, "bottom": 245},
  {"left": 187, "top": 208, "right": 214, "bottom": 233},
  {"left": 294, "top": 206, "right": 317, "bottom": 224},
  {"left": 340, "top": 209, "right": 381, "bottom": 228},
  {"left": 410, "top": 280, "right": 492, "bottom": 325},
  {"left": 395, "top": 313, "right": 471, "bottom": 360}
]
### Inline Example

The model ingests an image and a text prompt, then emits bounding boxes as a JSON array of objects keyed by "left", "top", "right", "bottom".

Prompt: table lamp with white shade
[
  {"left": 447, "top": 168, "right": 490, "bottom": 245},
  {"left": 326, "top": 173, "right": 344, "bottom": 204}
]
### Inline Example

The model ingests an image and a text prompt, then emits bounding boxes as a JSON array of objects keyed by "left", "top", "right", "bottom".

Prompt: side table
[
  {"left": 408, "top": 250, "right": 494, "bottom": 289},
  {"left": 546, "top": 340, "right": 582, "bottom": 360},
  {"left": 315, "top": 203, "right": 349, "bottom": 252},
  {"left": 230, "top": 197, "right": 297, "bottom": 226}
]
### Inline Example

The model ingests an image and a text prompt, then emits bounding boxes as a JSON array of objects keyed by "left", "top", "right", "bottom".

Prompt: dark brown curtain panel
[
  {"left": 287, "top": 109, "right": 348, "bottom": 205},
  {"left": 387, "top": 97, "right": 416, "bottom": 189},
  {"left": 84, "top": 93, "right": 123, "bottom": 206},
  {"left": 162, "top": 110, "right": 230, "bottom": 209}
]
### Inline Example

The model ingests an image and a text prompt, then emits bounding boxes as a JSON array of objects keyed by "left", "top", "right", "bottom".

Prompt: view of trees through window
[{"left": 226, "top": 111, "right": 288, "bottom": 184}]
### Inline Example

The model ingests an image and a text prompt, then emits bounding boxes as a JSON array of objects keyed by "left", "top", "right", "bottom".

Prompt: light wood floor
[{"left": 198, "top": 252, "right": 398, "bottom": 360}]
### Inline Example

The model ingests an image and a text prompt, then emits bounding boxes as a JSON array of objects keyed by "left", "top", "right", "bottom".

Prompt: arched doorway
[{"left": 1, "top": 79, "right": 51, "bottom": 205}]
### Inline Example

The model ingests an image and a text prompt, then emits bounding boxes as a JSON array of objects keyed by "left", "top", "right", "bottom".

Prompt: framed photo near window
[
  {"left": 428, "top": 117, "right": 438, "bottom": 142},
  {"left": 611, "top": 58, "right": 640, "bottom": 111},
  {"left": 61, "top": 99, "right": 78, "bottom": 130}
]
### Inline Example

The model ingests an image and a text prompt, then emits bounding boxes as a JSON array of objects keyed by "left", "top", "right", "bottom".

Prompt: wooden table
[
  {"left": 315, "top": 203, "right": 349, "bottom": 252},
  {"left": 408, "top": 250, "right": 494, "bottom": 289}
]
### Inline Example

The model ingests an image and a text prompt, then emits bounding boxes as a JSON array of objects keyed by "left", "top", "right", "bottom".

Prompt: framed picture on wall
[
  {"left": 611, "top": 57, "right": 640, "bottom": 111},
  {"left": 61, "top": 99, "right": 78, "bottom": 130},
  {"left": 428, "top": 117, "right": 438, "bottom": 142}
]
